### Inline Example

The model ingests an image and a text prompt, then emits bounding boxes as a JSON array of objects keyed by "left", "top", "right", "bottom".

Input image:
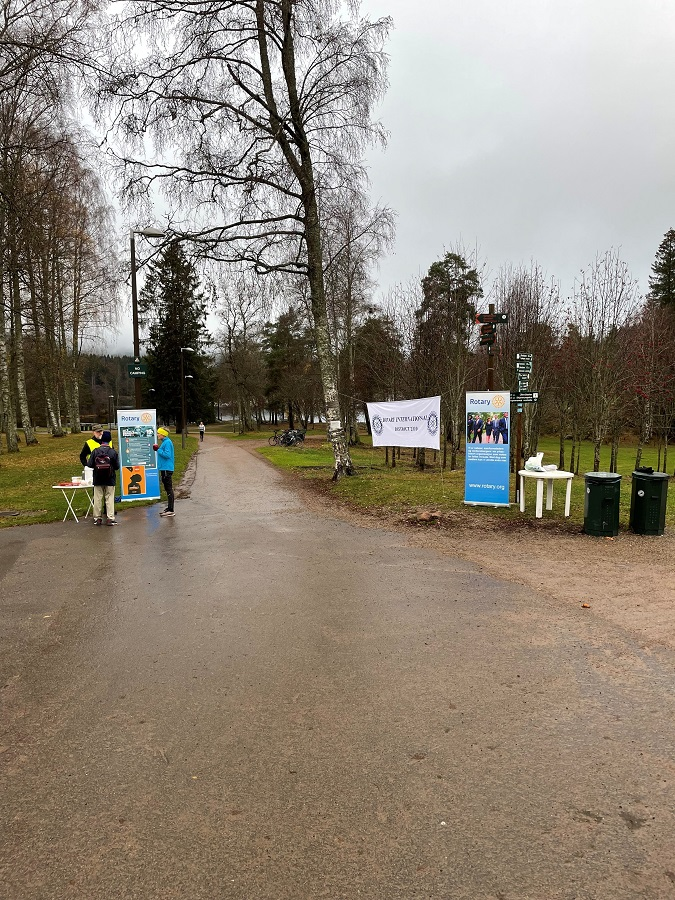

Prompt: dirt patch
[{"left": 247, "top": 444, "right": 675, "bottom": 653}]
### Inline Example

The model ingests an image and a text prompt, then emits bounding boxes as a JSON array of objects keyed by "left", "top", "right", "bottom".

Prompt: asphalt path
[{"left": 1, "top": 437, "right": 674, "bottom": 899}]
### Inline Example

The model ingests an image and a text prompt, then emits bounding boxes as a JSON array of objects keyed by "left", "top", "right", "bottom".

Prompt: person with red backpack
[{"left": 86, "top": 430, "right": 121, "bottom": 525}]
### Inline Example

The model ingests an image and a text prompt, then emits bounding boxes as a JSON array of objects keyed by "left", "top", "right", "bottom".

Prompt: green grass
[
  {"left": 0, "top": 431, "right": 198, "bottom": 527},
  {"left": 255, "top": 432, "right": 675, "bottom": 530}
]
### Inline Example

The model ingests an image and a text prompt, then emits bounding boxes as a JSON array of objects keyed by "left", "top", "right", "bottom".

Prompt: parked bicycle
[{"left": 268, "top": 429, "right": 306, "bottom": 446}]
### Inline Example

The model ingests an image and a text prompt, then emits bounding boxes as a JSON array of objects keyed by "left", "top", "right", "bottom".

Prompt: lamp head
[{"left": 134, "top": 227, "right": 166, "bottom": 238}]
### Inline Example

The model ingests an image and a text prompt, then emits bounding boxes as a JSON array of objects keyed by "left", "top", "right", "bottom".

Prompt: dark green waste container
[
  {"left": 584, "top": 472, "right": 622, "bottom": 536},
  {"left": 629, "top": 470, "right": 669, "bottom": 535}
]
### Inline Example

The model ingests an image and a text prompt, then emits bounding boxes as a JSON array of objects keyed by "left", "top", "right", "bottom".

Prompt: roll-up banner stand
[
  {"left": 464, "top": 391, "right": 510, "bottom": 506},
  {"left": 116, "top": 409, "right": 161, "bottom": 501}
]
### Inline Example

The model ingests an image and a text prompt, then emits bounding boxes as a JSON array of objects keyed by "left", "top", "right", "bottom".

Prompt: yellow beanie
[{"left": 157, "top": 427, "right": 169, "bottom": 437}]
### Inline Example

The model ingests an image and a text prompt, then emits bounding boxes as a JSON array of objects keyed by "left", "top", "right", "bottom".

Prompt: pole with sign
[
  {"left": 514, "top": 353, "right": 535, "bottom": 503},
  {"left": 476, "top": 307, "right": 508, "bottom": 390}
]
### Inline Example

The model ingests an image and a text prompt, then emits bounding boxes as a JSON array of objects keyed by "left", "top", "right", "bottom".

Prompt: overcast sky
[
  {"left": 360, "top": 0, "right": 675, "bottom": 304},
  {"left": 110, "top": 0, "right": 675, "bottom": 352}
]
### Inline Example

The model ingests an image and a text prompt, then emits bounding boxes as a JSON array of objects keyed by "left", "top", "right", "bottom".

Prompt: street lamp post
[
  {"left": 130, "top": 227, "right": 165, "bottom": 409},
  {"left": 108, "top": 395, "right": 114, "bottom": 429},
  {"left": 180, "top": 347, "right": 195, "bottom": 449}
]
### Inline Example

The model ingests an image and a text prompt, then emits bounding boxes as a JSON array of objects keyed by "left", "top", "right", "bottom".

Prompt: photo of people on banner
[
  {"left": 466, "top": 411, "right": 508, "bottom": 444},
  {"left": 464, "top": 391, "right": 511, "bottom": 507}
]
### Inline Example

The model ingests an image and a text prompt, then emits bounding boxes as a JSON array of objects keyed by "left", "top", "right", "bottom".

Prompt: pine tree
[
  {"left": 139, "top": 242, "right": 214, "bottom": 429},
  {"left": 648, "top": 228, "right": 675, "bottom": 308}
]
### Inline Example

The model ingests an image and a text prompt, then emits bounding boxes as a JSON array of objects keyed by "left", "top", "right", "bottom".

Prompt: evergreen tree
[
  {"left": 139, "top": 242, "right": 214, "bottom": 430},
  {"left": 648, "top": 228, "right": 675, "bottom": 308},
  {"left": 413, "top": 252, "right": 483, "bottom": 469},
  {"left": 262, "top": 307, "right": 319, "bottom": 428}
]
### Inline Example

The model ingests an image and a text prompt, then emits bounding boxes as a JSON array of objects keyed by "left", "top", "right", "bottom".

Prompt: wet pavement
[{"left": 1, "top": 437, "right": 674, "bottom": 899}]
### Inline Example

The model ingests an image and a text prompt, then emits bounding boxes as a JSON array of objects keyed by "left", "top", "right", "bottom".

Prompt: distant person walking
[
  {"left": 86, "top": 430, "right": 120, "bottom": 525},
  {"left": 199, "top": 421, "right": 205, "bottom": 442},
  {"left": 154, "top": 427, "right": 175, "bottom": 517}
]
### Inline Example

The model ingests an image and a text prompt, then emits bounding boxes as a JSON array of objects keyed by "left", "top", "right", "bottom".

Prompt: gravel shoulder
[{"left": 247, "top": 444, "right": 675, "bottom": 654}]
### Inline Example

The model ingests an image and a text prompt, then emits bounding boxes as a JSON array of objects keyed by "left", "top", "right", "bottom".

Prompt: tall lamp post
[
  {"left": 180, "top": 347, "right": 195, "bottom": 449},
  {"left": 130, "top": 226, "right": 165, "bottom": 409},
  {"left": 108, "top": 395, "right": 114, "bottom": 429}
]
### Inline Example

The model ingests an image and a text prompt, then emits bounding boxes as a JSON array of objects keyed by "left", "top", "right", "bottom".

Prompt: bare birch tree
[
  {"left": 321, "top": 188, "right": 394, "bottom": 443},
  {"left": 568, "top": 250, "right": 640, "bottom": 471},
  {"left": 99, "top": 0, "right": 391, "bottom": 479},
  {"left": 492, "top": 263, "right": 561, "bottom": 461}
]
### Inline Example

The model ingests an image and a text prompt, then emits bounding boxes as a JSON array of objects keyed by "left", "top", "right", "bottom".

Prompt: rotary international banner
[
  {"left": 116, "top": 409, "right": 161, "bottom": 501},
  {"left": 464, "top": 391, "right": 510, "bottom": 506},
  {"left": 366, "top": 396, "right": 441, "bottom": 450}
]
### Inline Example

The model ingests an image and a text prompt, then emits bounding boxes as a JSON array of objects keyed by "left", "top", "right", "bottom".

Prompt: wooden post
[
  {"left": 487, "top": 303, "right": 495, "bottom": 391},
  {"left": 515, "top": 408, "right": 523, "bottom": 503}
]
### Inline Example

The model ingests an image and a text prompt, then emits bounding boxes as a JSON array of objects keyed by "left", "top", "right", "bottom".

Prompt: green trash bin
[
  {"left": 630, "top": 469, "right": 669, "bottom": 535},
  {"left": 584, "top": 472, "right": 622, "bottom": 536}
]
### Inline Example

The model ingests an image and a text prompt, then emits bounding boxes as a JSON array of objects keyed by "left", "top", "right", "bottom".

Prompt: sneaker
[
  {"left": 107, "top": 519, "right": 118, "bottom": 526},
  {"left": 93, "top": 517, "right": 102, "bottom": 526},
  {"left": 162, "top": 511, "right": 175, "bottom": 518},
  {"left": 159, "top": 509, "right": 171, "bottom": 517}
]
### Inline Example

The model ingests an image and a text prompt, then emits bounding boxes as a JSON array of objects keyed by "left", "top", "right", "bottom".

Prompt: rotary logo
[
  {"left": 141, "top": 412, "right": 153, "bottom": 423},
  {"left": 372, "top": 415, "right": 383, "bottom": 436},
  {"left": 492, "top": 394, "right": 506, "bottom": 409}
]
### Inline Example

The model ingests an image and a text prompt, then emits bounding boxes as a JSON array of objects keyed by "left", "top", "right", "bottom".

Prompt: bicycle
[{"left": 267, "top": 428, "right": 306, "bottom": 446}]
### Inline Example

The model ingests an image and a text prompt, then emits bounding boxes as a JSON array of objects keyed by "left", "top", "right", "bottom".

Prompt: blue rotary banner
[
  {"left": 464, "top": 391, "right": 510, "bottom": 506},
  {"left": 116, "top": 409, "right": 161, "bottom": 501}
]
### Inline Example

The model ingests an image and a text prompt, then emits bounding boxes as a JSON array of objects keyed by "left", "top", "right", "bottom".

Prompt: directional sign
[
  {"left": 516, "top": 362, "right": 532, "bottom": 371},
  {"left": 516, "top": 352, "right": 533, "bottom": 360},
  {"left": 476, "top": 312, "right": 508, "bottom": 324},
  {"left": 480, "top": 323, "right": 495, "bottom": 336},
  {"left": 479, "top": 334, "right": 496, "bottom": 346},
  {"left": 128, "top": 363, "right": 147, "bottom": 378},
  {"left": 512, "top": 392, "right": 539, "bottom": 402}
]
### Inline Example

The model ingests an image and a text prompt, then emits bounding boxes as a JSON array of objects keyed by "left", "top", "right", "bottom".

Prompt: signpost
[
  {"left": 476, "top": 307, "right": 508, "bottom": 389},
  {"left": 513, "top": 354, "right": 537, "bottom": 503},
  {"left": 127, "top": 358, "right": 147, "bottom": 379}
]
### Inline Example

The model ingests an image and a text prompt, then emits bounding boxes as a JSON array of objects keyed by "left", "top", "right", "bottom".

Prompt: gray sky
[
  {"left": 361, "top": 0, "right": 675, "bottom": 303},
  {"left": 109, "top": 0, "right": 675, "bottom": 353}
]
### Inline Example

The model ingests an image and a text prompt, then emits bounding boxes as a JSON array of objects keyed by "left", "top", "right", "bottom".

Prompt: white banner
[{"left": 366, "top": 396, "right": 441, "bottom": 450}]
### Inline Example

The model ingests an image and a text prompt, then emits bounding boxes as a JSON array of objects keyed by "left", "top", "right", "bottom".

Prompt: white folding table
[
  {"left": 52, "top": 483, "right": 95, "bottom": 523},
  {"left": 518, "top": 469, "right": 574, "bottom": 518}
]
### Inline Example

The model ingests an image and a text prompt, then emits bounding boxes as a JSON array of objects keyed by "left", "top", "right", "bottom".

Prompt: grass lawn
[
  {"left": 251, "top": 431, "right": 675, "bottom": 531},
  {"left": 0, "top": 431, "right": 198, "bottom": 528}
]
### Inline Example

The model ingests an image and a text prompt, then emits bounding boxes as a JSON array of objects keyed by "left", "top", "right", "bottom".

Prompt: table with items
[
  {"left": 52, "top": 480, "right": 95, "bottom": 523},
  {"left": 518, "top": 469, "right": 574, "bottom": 518}
]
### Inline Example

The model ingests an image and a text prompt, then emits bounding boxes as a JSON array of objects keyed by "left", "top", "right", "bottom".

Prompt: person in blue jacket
[{"left": 154, "top": 427, "right": 175, "bottom": 517}]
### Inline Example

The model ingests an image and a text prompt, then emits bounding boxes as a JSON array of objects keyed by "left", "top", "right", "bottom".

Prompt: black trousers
[{"left": 160, "top": 471, "right": 174, "bottom": 511}]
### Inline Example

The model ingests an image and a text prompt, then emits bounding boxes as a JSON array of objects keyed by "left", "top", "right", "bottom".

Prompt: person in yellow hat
[{"left": 153, "top": 427, "right": 175, "bottom": 516}]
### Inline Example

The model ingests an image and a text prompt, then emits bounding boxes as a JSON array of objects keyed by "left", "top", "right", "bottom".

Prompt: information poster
[
  {"left": 116, "top": 410, "right": 161, "bottom": 501},
  {"left": 464, "top": 391, "right": 510, "bottom": 506},
  {"left": 121, "top": 465, "right": 147, "bottom": 499}
]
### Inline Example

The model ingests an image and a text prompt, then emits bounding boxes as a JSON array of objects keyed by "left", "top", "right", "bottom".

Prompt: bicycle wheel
[{"left": 268, "top": 434, "right": 278, "bottom": 446}]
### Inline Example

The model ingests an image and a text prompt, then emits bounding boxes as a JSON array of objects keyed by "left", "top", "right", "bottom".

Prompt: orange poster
[{"left": 121, "top": 465, "right": 146, "bottom": 497}]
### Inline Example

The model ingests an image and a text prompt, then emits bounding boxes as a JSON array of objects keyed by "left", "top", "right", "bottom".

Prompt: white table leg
[
  {"left": 62, "top": 489, "right": 79, "bottom": 523},
  {"left": 546, "top": 478, "right": 554, "bottom": 510},
  {"left": 535, "top": 479, "right": 544, "bottom": 518},
  {"left": 564, "top": 477, "right": 572, "bottom": 517},
  {"left": 519, "top": 475, "right": 525, "bottom": 513},
  {"left": 84, "top": 489, "right": 94, "bottom": 519}
]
